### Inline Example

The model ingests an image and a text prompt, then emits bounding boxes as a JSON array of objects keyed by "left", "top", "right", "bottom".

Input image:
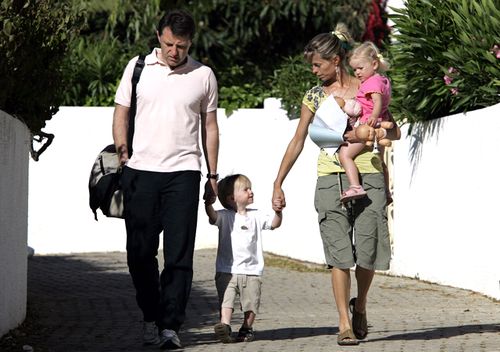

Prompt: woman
[{"left": 272, "top": 24, "right": 400, "bottom": 346}]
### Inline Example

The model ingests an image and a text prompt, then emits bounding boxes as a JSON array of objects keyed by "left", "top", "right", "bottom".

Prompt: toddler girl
[{"left": 338, "top": 41, "right": 391, "bottom": 202}]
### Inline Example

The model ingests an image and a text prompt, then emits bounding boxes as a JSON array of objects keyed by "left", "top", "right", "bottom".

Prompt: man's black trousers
[{"left": 122, "top": 167, "right": 201, "bottom": 332}]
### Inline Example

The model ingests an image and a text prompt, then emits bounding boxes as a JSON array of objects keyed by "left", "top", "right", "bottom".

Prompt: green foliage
[
  {"left": 0, "top": 0, "right": 84, "bottom": 133},
  {"left": 220, "top": 83, "right": 272, "bottom": 116},
  {"left": 62, "top": 0, "right": 160, "bottom": 106},
  {"left": 270, "top": 55, "right": 319, "bottom": 119},
  {"left": 60, "top": 0, "right": 386, "bottom": 115},
  {"left": 186, "top": 0, "right": 371, "bottom": 69},
  {"left": 64, "top": 37, "right": 124, "bottom": 106},
  {"left": 389, "top": 0, "right": 500, "bottom": 123},
  {"left": 182, "top": 0, "right": 372, "bottom": 114}
]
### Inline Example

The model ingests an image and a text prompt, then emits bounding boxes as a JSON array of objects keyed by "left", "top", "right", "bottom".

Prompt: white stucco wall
[
  {"left": 389, "top": 103, "right": 500, "bottom": 300},
  {"left": 27, "top": 103, "right": 500, "bottom": 300},
  {"left": 27, "top": 104, "right": 324, "bottom": 262},
  {"left": 0, "top": 111, "right": 30, "bottom": 337}
]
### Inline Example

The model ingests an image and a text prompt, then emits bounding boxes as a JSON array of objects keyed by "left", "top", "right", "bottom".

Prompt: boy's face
[{"left": 233, "top": 184, "right": 254, "bottom": 207}]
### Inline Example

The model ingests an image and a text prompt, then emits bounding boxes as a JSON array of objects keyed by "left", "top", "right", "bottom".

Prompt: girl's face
[
  {"left": 350, "top": 57, "right": 378, "bottom": 83},
  {"left": 233, "top": 183, "right": 254, "bottom": 207},
  {"left": 310, "top": 53, "right": 339, "bottom": 84}
]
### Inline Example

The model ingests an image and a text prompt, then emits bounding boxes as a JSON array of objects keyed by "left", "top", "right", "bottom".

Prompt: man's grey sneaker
[
  {"left": 214, "top": 322, "right": 234, "bottom": 343},
  {"left": 236, "top": 327, "right": 255, "bottom": 342},
  {"left": 159, "top": 329, "right": 182, "bottom": 350},
  {"left": 143, "top": 321, "right": 160, "bottom": 345}
]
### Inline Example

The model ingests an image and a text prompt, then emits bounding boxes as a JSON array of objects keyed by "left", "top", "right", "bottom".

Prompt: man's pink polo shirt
[{"left": 115, "top": 48, "right": 218, "bottom": 173}]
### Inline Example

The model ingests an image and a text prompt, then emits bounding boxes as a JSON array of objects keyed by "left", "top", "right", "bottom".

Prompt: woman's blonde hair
[
  {"left": 303, "top": 23, "right": 354, "bottom": 63},
  {"left": 350, "top": 41, "right": 390, "bottom": 72},
  {"left": 217, "top": 174, "right": 252, "bottom": 211}
]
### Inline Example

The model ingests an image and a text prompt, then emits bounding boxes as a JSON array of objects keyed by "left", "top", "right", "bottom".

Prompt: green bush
[
  {"left": 66, "top": 0, "right": 377, "bottom": 110},
  {"left": 0, "top": 0, "right": 84, "bottom": 133},
  {"left": 270, "top": 55, "right": 319, "bottom": 119},
  {"left": 389, "top": 0, "right": 500, "bottom": 123},
  {"left": 62, "top": 0, "right": 159, "bottom": 106},
  {"left": 63, "top": 37, "right": 127, "bottom": 106}
]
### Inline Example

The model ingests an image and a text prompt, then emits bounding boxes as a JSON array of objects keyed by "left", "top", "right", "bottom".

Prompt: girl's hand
[
  {"left": 367, "top": 116, "right": 378, "bottom": 127},
  {"left": 343, "top": 129, "right": 361, "bottom": 144}
]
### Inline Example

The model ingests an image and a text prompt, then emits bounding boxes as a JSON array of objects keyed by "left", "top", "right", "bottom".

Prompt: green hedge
[
  {"left": 389, "top": 0, "right": 500, "bottom": 123},
  {"left": 0, "top": 0, "right": 84, "bottom": 133}
]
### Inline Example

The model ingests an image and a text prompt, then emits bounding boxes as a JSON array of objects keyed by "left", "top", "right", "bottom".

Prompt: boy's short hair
[{"left": 218, "top": 174, "right": 252, "bottom": 210}]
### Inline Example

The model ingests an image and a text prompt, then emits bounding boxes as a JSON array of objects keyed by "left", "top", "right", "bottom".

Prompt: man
[{"left": 112, "top": 9, "right": 219, "bottom": 350}]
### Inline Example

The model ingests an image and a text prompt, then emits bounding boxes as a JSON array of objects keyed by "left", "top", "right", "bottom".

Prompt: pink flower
[
  {"left": 443, "top": 75, "right": 453, "bottom": 85},
  {"left": 490, "top": 45, "right": 500, "bottom": 59},
  {"left": 451, "top": 88, "right": 459, "bottom": 95},
  {"left": 448, "top": 67, "right": 457, "bottom": 74}
]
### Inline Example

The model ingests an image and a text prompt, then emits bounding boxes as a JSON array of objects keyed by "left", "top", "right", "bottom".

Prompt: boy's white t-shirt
[{"left": 214, "top": 209, "right": 272, "bottom": 276}]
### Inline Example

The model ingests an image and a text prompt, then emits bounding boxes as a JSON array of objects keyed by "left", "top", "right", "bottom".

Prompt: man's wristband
[{"left": 206, "top": 173, "right": 219, "bottom": 180}]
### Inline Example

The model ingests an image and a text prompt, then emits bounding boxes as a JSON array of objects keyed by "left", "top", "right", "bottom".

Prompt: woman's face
[{"left": 311, "top": 53, "right": 338, "bottom": 83}]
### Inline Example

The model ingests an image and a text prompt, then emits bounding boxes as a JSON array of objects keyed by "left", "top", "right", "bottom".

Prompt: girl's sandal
[{"left": 340, "top": 185, "right": 367, "bottom": 203}]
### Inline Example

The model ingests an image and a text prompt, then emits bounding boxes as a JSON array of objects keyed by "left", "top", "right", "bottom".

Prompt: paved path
[{"left": 3, "top": 249, "right": 499, "bottom": 351}]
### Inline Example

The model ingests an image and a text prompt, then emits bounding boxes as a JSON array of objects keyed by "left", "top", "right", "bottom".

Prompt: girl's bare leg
[{"left": 338, "top": 142, "right": 367, "bottom": 187}]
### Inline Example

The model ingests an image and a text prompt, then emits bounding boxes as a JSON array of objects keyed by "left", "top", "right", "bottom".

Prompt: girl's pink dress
[{"left": 356, "top": 73, "right": 391, "bottom": 125}]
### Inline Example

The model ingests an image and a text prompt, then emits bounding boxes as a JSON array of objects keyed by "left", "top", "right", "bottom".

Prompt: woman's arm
[
  {"left": 344, "top": 111, "right": 401, "bottom": 144},
  {"left": 272, "top": 104, "right": 314, "bottom": 209},
  {"left": 385, "top": 112, "right": 401, "bottom": 141}
]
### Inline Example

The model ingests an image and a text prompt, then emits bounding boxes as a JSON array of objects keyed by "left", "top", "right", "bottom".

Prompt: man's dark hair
[{"left": 157, "top": 9, "right": 195, "bottom": 39}]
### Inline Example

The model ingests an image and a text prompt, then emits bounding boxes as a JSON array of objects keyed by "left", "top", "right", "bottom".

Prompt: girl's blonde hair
[
  {"left": 217, "top": 174, "right": 252, "bottom": 211},
  {"left": 350, "top": 41, "right": 390, "bottom": 72}
]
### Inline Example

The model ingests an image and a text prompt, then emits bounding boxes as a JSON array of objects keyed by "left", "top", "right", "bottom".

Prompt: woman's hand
[{"left": 272, "top": 186, "right": 286, "bottom": 212}]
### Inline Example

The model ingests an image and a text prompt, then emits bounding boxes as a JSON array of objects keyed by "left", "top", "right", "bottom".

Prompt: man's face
[{"left": 156, "top": 27, "right": 191, "bottom": 68}]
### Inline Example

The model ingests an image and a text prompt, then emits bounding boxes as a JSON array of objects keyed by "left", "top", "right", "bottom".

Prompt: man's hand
[
  {"left": 117, "top": 144, "right": 129, "bottom": 166},
  {"left": 203, "top": 179, "right": 218, "bottom": 204}
]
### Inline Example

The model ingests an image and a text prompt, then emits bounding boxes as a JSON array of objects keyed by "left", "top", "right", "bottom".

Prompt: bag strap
[{"left": 127, "top": 54, "right": 146, "bottom": 156}]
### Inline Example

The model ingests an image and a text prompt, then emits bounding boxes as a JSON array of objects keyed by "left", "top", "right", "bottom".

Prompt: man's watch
[{"left": 206, "top": 173, "right": 219, "bottom": 180}]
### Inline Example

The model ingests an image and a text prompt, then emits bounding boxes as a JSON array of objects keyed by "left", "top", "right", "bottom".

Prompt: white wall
[
  {"left": 0, "top": 111, "right": 30, "bottom": 336},
  {"left": 27, "top": 104, "right": 325, "bottom": 263},
  {"left": 390, "top": 103, "right": 500, "bottom": 300},
  {"left": 28, "top": 103, "right": 500, "bottom": 300}
]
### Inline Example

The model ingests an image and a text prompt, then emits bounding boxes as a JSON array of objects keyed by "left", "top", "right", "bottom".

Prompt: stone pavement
[{"left": 4, "top": 248, "right": 499, "bottom": 352}]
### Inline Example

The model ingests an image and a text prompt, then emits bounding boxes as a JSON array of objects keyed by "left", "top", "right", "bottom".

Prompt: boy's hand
[
  {"left": 272, "top": 199, "right": 284, "bottom": 212},
  {"left": 204, "top": 194, "right": 217, "bottom": 206}
]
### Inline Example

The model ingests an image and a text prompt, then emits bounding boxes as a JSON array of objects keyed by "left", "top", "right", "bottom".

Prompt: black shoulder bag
[{"left": 88, "top": 55, "right": 146, "bottom": 220}]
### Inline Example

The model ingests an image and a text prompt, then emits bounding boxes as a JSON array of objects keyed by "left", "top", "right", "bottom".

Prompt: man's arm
[
  {"left": 112, "top": 104, "right": 130, "bottom": 165},
  {"left": 201, "top": 110, "right": 219, "bottom": 198}
]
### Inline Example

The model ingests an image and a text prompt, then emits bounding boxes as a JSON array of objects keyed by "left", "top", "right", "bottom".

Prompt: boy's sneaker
[
  {"left": 142, "top": 321, "right": 160, "bottom": 345},
  {"left": 159, "top": 329, "right": 182, "bottom": 350},
  {"left": 236, "top": 327, "right": 255, "bottom": 342},
  {"left": 214, "top": 322, "right": 233, "bottom": 343}
]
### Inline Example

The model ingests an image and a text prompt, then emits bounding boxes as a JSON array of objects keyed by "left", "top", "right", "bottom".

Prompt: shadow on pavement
[{"left": 368, "top": 323, "right": 500, "bottom": 342}]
